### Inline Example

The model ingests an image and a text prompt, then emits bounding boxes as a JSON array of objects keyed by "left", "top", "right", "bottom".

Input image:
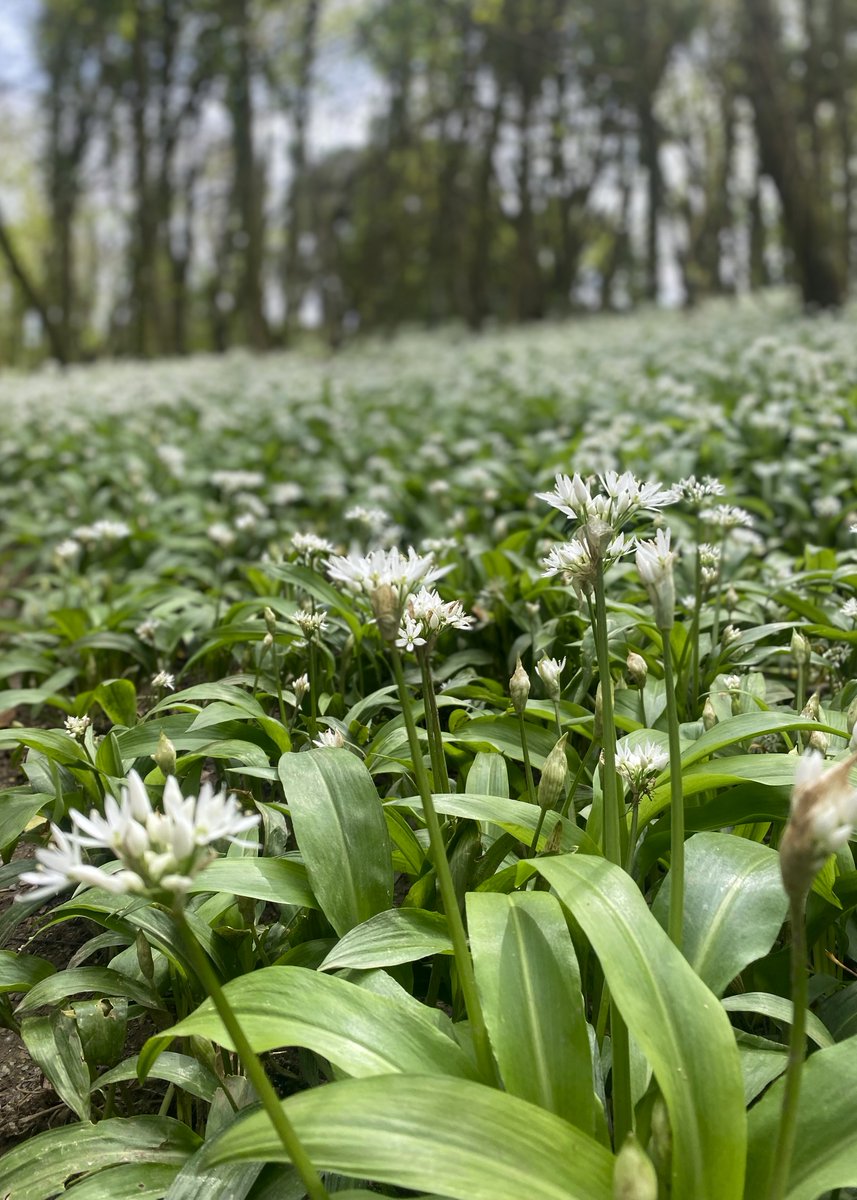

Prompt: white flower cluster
[
  {"left": 64, "top": 715, "right": 91, "bottom": 740},
  {"left": 327, "top": 546, "right": 447, "bottom": 601},
  {"left": 615, "top": 739, "right": 670, "bottom": 797},
  {"left": 292, "top": 531, "right": 336, "bottom": 561},
  {"left": 394, "top": 587, "right": 474, "bottom": 652},
  {"left": 700, "top": 504, "right": 754, "bottom": 530},
  {"left": 289, "top": 610, "right": 329, "bottom": 641},
  {"left": 537, "top": 471, "right": 673, "bottom": 598},
  {"left": 20, "top": 772, "right": 259, "bottom": 901},
  {"left": 781, "top": 750, "right": 857, "bottom": 897},
  {"left": 667, "top": 475, "right": 726, "bottom": 507},
  {"left": 73, "top": 519, "right": 131, "bottom": 543},
  {"left": 535, "top": 656, "right": 565, "bottom": 700}
]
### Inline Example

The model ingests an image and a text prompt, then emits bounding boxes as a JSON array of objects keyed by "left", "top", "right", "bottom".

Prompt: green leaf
[
  {"left": 744, "top": 1035, "right": 857, "bottom": 1198},
  {"left": 63, "top": 1163, "right": 180, "bottom": 1199},
  {"left": 0, "top": 948, "right": 55, "bottom": 993},
  {"left": 467, "top": 751, "right": 509, "bottom": 797},
  {"left": 0, "top": 791, "right": 50, "bottom": 851},
  {"left": 94, "top": 678, "right": 138, "bottom": 727},
  {"left": 21, "top": 1009, "right": 91, "bottom": 1121},
  {"left": 386, "top": 792, "right": 601, "bottom": 856},
  {"left": 189, "top": 856, "right": 317, "bottom": 910},
  {"left": 536, "top": 854, "right": 746, "bottom": 1200},
  {"left": 94, "top": 1051, "right": 221, "bottom": 1103},
  {"left": 16, "top": 966, "right": 165, "bottom": 1014},
  {"left": 206, "top": 1075, "right": 615, "bottom": 1200},
  {"left": 140, "top": 965, "right": 480, "bottom": 1083},
  {"left": 277, "top": 749, "right": 393, "bottom": 936},
  {"left": 467, "top": 891, "right": 602, "bottom": 1138},
  {"left": 0, "top": 1117, "right": 200, "bottom": 1199},
  {"left": 320, "top": 908, "right": 452, "bottom": 971},
  {"left": 652, "top": 833, "right": 788, "bottom": 996},
  {"left": 73, "top": 996, "right": 128, "bottom": 1069},
  {"left": 722, "top": 993, "right": 833, "bottom": 1048},
  {"left": 676, "top": 714, "right": 839, "bottom": 771}
]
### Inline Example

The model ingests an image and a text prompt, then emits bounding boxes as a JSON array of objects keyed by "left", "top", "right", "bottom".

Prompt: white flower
[
  {"left": 152, "top": 671, "right": 175, "bottom": 692},
  {"left": 395, "top": 612, "right": 427, "bottom": 653},
  {"left": 541, "top": 532, "right": 633, "bottom": 597},
  {"left": 636, "top": 527, "right": 676, "bottom": 628},
  {"left": 536, "top": 470, "right": 672, "bottom": 531},
  {"left": 535, "top": 656, "right": 565, "bottom": 701},
  {"left": 22, "top": 771, "right": 260, "bottom": 902},
  {"left": 700, "top": 504, "right": 754, "bottom": 529},
  {"left": 64, "top": 715, "right": 91, "bottom": 739},
  {"left": 313, "top": 728, "right": 346, "bottom": 749},
  {"left": 292, "top": 531, "right": 336, "bottom": 561},
  {"left": 136, "top": 619, "right": 159, "bottom": 644},
  {"left": 210, "top": 469, "right": 265, "bottom": 494},
  {"left": 55, "top": 538, "right": 81, "bottom": 562},
  {"left": 813, "top": 496, "right": 842, "bottom": 519},
  {"left": 74, "top": 519, "right": 131, "bottom": 543},
  {"left": 326, "top": 546, "right": 447, "bottom": 600},
  {"left": 667, "top": 476, "right": 726, "bottom": 506},
  {"left": 289, "top": 610, "right": 329, "bottom": 641},
  {"left": 615, "top": 739, "right": 670, "bottom": 796},
  {"left": 292, "top": 673, "right": 310, "bottom": 705},
  {"left": 840, "top": 598, "right": 857, "bottom": 621},
  {"left": 207, "top": 522, "right": 236, "bottom": 549}
]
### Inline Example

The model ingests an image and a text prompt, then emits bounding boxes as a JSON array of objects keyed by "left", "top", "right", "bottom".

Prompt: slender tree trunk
[
  {"left": 639, "top": 93, "right": 661, "bottom": 302},
  {"left": 284, "top": 0, "right": 321, "bottom": 342},
  {"left": 466, "top": 92, "right": 504, "bottom": 329},
  {"left": 0, "top": 207, "right": 68, "bottom": 363},
  {"left": 743, "top": 0, "right": 846, "bottom": 307},
  {"left": 230, "top": 0, "right": 268, "bottom": 349}
]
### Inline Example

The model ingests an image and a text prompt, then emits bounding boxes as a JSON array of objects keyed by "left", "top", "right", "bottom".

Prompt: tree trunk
[{"left": 743, "top": 0, "right": 846, "bottom": 307}]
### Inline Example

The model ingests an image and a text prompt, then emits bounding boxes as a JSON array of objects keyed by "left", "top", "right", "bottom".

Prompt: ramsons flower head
[
  {"left": 536, "top": 470, "right": 673, "bottom": 534},
  {"left": 20, "top": 772, "right": 259, "bottom": 903},
  {"left": 615, "top": 739, "right": 670, "bottom": 798},
  {"left": 541, "top": 532, "right": 633, "bottom": 598},
  {"left": 327, "top": 546, "right": 449, "bottom": 642}
]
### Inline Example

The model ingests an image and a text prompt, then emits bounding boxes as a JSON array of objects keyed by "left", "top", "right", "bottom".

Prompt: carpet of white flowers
[{"left": 2, "top": 295, "right": 857, "bottom": 1199}]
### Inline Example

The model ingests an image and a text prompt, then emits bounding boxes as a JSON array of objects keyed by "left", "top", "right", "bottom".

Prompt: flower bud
[
  {"left": 726, "top": 585, "right": 739, "bottom": 608},
  {"left": 510, "top": 657, "right": 531, "bottom": 716},
  {"left": 536, "top": 656, "right": 565, "bottom": 702},
  {"left": 538, "top": 734, "right": 569, "bottom": 812},
  {"left": 801, "top": 691, "right": 820, "bottom": 722},
  {"left": 293, "top": 673, "right": 310, "bottom": 706},
  {"left": 808, "top": 730, "right": 829, "bottom": 755},
  {"left": 626, "top": 651, "right": 647, "bottom": 687},
  {"left": 791, "top": 629, "right": 811, "bottom": 666},
  {"left": 649, "top": 1096, "right": 672, "bottom": 1179},
  {"left": 702, "top": 697, "right": 717, "bottom": 730},
  {"left": 262, "top": 631, "right": 274, "bottom": 649},
  {"left": 263, "top": 606, "right": 278, "bottom": 635},
  {"left": 613, "top": 1133, "right": 658, "bottom": 1200},
  {"left": 780, "top": 750, "right": 857, "bottom": 899},
  {"left": 153, "top": 731, "right": 177, "bottom": 778},
  {"left": 371, "top": 583, "right": 401, "bottom": 643}
]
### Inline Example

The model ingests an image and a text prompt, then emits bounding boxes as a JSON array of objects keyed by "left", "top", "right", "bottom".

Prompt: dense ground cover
[{"left": 1, "top": 296, "right": 857, "bottom": 1197}]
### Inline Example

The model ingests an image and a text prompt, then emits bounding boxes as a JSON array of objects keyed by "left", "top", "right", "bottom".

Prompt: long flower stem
[
  {"left": 418, "top": 647, "right": 450, "bottom": 792},
  {"left": 662, "top": 629, "right": 685, "bottom": 950},
  {"left": 174, "top": 913, "right": 329, "bottom": 1200},
  {"left": 390, "top": 648, "right": 497, "bottom": 1084},
  {"left": 593, "top": 566, "right": 621, "bottom": 866},
  {"left": 767, "top": 892, "right": 809, "bottom": 1200},
  {"left": 518, "top": 710, "right": 538, "bottom": 808}
]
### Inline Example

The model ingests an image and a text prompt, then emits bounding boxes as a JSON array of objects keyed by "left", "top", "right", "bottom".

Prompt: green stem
[
  {"left": 767, "top": 892, "right": 809, "bottom": 1200},
  {"left": 269, "top": 642, "right": 288, "bottom": 729},
  {"left": 418, "top": 647, "right": 450, "bottom": 792},
  {"left": 593, "top": 566, "right": 621, "bottom": 866},
  {"left": 174, "top": 913, "right": 329, "bottom": 1200},
  {"left": 553, "top": 699, "right": 563, "bottom": 740},
  {"left": 390, "top": 648, "right": 497, "bottom": 1084},
  {"left": 662, "top": 628, "right": 685, "bottom": 950},
  {"left": 710, "top": 531, "right": 728, "bottom": 655},
  {"left": 560, "top": 742, "right": 595, "bottom": 820},
  {"left": 611, "top": 1010, "right": 633, "bottom": 1146},
  {"left": 517, "top": 709, "right": 538, "bottom": 809},
  {"left": 624, "top": 798, "right": 640, "bottom": 875}
]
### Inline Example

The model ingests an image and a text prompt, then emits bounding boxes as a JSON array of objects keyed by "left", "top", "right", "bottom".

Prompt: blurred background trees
[{"left": 0, "top": 0, "right": 855, "bottom": 363}]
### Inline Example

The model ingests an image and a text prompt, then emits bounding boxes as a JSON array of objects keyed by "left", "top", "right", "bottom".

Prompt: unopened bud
[
  {"left": 538, "top": 734, "right": 569, "bottom": 812},
  {"left": 780, "top": 751, "right": 857, "bottom": 899},
  {"left": 702, "top": 697, "right": 718, "bottom": 730},
  {"left": 262, "top": 631, "right": 274, "bottom": 649},
  {"left": 808, "top": 730, "right": 829, "bottom": 755},
  {"left": 293, "top": 673, "right": 310, "bottom": 706},
  {"left": 791, "top": 629, "right": 811, "bottom": 665},
  {"left": 153, "top": 731, "right": 177, "bottom": 778},
  {"left": 726, "top": 586, "right": 739, "bottom": 608},
  {"left": 371, "top": 583, "right": 401, "bottom": 643},
  {"left": 801, "top": 692, "right": 820, "bottom": 722},
  {"left": 535, "top": 656, "right": 565, "bottom": 702},
  {"left": 613, "top": 1133, "right": 658, "bottom": 1200},
  {"left": 263, "top": 606, "right": 278, "bottom": 635},
  {"left": 721, "top": 624, "right": 739, "bottom": 647},
  {"left": 626, "top": 651, "right": 647, "bottom": 687},
  {"left": 510, "top": 658, "right": 531, "bottom": 716}
]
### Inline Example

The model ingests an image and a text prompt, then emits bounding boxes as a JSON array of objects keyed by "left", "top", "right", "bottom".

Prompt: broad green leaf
[
  {"left": 653, "top": 833, "right": 788, "bottom": 996},
  {"left": 73, "top": 996, "right": 128, "bottom": 1069},
  {"left": 0, "top": 1117, "right": 200, "bottom": 1199},
  {"left": 94, "top": 678, "right": 138, "bottom": 727},
  {"left": 320, "top": 908, "right": 452, "bottom": 971},
  {"left": 140, "top": 965, "right": 480, "bottom": 1083},
  {"left": 744, "top": 1035, "right": 857, "bottom": 1198},
  {"left": 17, "top": 966, "right": 164, "bottom": 1014},
  {"left": 467, "top": 891, "right": 602, "bottom": 1138},
  {"left": 675, "top": 714, "right": 839, "bottom": 771},
  {"left": 536, "top": 854, "right": 746, "bottom": 1200},
  {"left": 467, "top": 751, "right": 509, "bottom": 797},
  {"left": 0, "top": 791, "right": 50, "bottom": 851},
  {"left": 64, "top": 1163, "right": 180, "bottom": 1198},
  {"left": 722, "top": 993, "right": 833, "bottom": 1048},
  {"left": 207, "top": 1075, "right": 615, "bottom": 1200},
  {"left": 449, "top": 715, "right": 559, "bottom": 767},
  {"left": 94, "top": 1051, "right": 221, "bottom": 1102},
  {"left": 386, "top": 792, "right": 601, "bottom": 855},
  {"left": 21, "top": 1010, "right": 91, "bottom": 1121},
  {"left": 277, "top": 749, "right": 393, "bottom": 936},
  {"left": 189, "top": 856, "right": 317, "bottom": 910},
  {"left": 0, "top": 948, "right": 55, "bottom": 993},
  {"left": 642, "top": 754, "right": 806, "bottom": 825},
  {"left": 736, "top": 1032, "right": 788, "bottom": 1103}
]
